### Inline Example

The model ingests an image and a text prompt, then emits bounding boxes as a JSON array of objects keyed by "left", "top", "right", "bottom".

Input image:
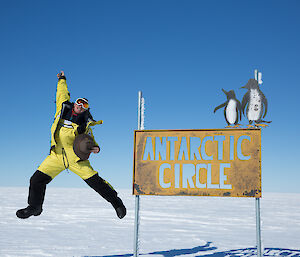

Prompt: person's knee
[
  {"left": 30, "top": 170, "right": 52, "bottom": 186},
  {"left": 84, "top": 174, "right": 117, "bottom": 197},
  {"left": 84, "top": 173, "right": 102, "bottom": 187}
]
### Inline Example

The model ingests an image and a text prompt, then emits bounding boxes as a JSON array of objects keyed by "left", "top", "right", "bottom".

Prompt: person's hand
[
  {"left": 91, "top": 146, "right": 100, "bottom": 154},
  {"left": 57, "top": 70, "right": 65, "bottom": 79}
]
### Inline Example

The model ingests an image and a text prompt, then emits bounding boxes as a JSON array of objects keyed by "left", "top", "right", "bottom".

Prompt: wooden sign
[{"left": 133, "top": 129, "right": 261, "bottom": 197}]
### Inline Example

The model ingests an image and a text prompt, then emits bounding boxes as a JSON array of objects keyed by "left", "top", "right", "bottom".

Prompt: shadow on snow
[{"left": 84, "top": 243, "right": 300, "bottom": 257}]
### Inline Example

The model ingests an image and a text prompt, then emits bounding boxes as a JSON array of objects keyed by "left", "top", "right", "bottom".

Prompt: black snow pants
[{"left": 28, "top": 170, "right": 120, "bottom": 209}]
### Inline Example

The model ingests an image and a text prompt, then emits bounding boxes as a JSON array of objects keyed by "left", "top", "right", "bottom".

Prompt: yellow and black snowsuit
[
  {"left": 38, "top": 78, "right": 102, "bottom": 180},
  {"left": 25, "top": 77, "right": 125, "bottom": 216}
]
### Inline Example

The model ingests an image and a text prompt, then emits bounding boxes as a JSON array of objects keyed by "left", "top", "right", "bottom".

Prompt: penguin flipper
[
  {"left": 262, "top": 94, "right": 268, "bottom": 118},
  {"left": 214, "top": 102, "right": 226, "bottom": 113},
  {"left": 241, "top": 92, "right": 250, "bottom": 116}
]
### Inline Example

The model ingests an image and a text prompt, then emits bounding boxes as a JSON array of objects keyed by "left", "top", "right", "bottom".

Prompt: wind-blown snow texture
[{"left": 0, "top": 188, "right": 299, "bottom": 257}]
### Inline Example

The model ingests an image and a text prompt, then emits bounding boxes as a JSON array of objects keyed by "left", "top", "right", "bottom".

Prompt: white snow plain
[{"left": 0, "top": 187, "right": 300, "bottom": 257}]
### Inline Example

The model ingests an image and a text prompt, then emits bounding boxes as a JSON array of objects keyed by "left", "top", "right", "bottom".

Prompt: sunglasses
[{"left": 75, "top": 98, "right": 89, "bottom": 109}]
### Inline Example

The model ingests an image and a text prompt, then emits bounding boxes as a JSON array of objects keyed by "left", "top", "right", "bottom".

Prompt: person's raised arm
[{"left": 54, "top": 71, "right": 70, "bottom": 118}]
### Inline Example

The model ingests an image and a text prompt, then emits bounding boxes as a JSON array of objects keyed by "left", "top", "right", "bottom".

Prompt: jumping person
[{"left": 16, "top": 71, "right": 126, "bottom": 219}]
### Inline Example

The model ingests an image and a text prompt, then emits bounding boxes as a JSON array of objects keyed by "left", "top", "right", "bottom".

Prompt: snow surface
[{"left": 0, "top": 187, "right": 300, "bottom": 257}]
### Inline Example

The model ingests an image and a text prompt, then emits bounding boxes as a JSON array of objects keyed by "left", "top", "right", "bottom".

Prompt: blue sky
[{"left": 0, "top": 0, "right": 299, "bottom": 193}]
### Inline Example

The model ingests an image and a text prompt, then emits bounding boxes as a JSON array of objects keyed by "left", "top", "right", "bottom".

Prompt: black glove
[{"left": 77, "top": 124, "right": 86, "bottom": 134}]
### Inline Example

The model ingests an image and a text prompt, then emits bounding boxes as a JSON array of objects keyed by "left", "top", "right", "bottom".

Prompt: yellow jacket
[{"left": 50, "top": 79, "right": 102, "bottom": 151}]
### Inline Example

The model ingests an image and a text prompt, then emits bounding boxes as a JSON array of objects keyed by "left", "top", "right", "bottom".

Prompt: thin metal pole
[
  {"left": 134, "top": 91, "right": 143, "bottom": 257},
  {"left": 137, "top": 91, "right": 142, "bottom": 130},
  {"left": 133, "top": 195, "right": 140, "bottom": 257},
  {"left": 255, "top": 69, "right": 263, "bottom": 257},
  {"left": 255, "top": 198, "right": 262, "bottom": 257}
]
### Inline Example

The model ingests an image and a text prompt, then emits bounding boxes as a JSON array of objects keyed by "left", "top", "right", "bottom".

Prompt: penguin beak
[
  {"left": 222, "top": 88, "right": 227, "bottom": 94},
  {"left": 240, "top": 86, "right": 246, "bottom": 89}
]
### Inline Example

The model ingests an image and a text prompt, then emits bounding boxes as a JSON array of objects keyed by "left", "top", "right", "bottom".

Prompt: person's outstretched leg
[
  {"left": 84, "top": 174, "right": 126, "bottom": 219},
  {"left": 16, "top": 170, "right": 52, "bottom": 219}
]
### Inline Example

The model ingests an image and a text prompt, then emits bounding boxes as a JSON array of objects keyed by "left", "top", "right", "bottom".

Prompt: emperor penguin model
[
  {"left": 214, "top": 89, "right": 242, "bottom": 127},
  {"left": 241, "top": 78, "right": 271, "bottom": 127}
]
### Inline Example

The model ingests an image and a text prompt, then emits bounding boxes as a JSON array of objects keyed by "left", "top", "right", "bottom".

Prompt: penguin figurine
[
  {"left": 241, "top": 78, "right": 271, "bottom": 128},
  {"left": 214, "top": 89, "right": 242, "bottom": 128}
]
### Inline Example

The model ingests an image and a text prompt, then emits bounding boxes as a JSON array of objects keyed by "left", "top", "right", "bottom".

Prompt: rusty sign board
[{"left": 133, "top": 128, "right": 261, "bottom": 197}]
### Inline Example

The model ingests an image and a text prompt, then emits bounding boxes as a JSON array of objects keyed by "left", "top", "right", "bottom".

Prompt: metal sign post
[
  {"left": 134, "top": 91, "right": 144, "bottom": 257},
  {"left": 255, "top": 69, "right": 263, "bottom": 257},
  {"left": 133, "top": 195, "right": 140, "bottom": 257},
  {"left": 256, "top": 198, "right": 262, "bottom": 257}
]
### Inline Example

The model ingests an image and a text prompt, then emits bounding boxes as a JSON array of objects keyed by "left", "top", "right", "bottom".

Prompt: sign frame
[{"left": 133, "top": 128, "right": 261, "bottom": 198}]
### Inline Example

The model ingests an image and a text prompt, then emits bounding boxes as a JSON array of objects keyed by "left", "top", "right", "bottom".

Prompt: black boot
[
  {"left": 84, "top": 174, "right": 127, "bottom": 219},
  {"left": 16, "top": 170, "right": 52, "bottom": 219},
  {"left": 16, "top": 205, "right": 42, "bottom": 219},
  {"left": 111, "top": 197, "right": 127, "bottom": 219}
]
